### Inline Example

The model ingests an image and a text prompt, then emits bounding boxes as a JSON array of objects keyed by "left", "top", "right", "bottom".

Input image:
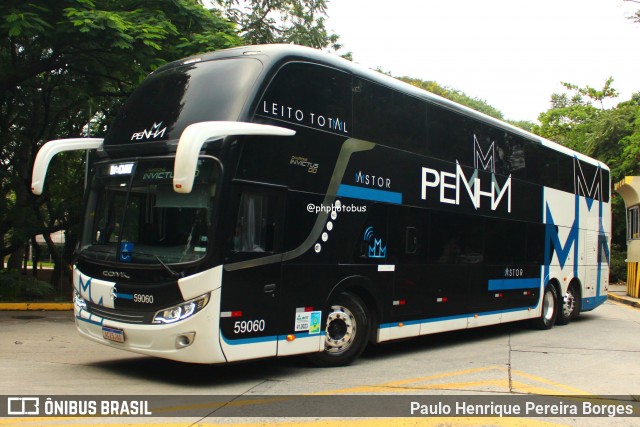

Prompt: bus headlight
[
  {"left": 73, "top": 289, "right": 87, "bottom": 309},
  {"left": 152, "top": 293, "right": 210, "bottom": 324}
]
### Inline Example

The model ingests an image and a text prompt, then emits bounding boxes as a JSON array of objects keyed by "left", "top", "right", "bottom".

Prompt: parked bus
[{"left": 32, "top": 44, "right": 611, "bottom": 366}]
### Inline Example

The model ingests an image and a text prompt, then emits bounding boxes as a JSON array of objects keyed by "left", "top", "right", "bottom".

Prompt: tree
[
  {"left": 533, "top": 78, "right": 618, "bottom": 153},
  {"left": 1, "top": 0, "right": 345, "bottom": 294},
  {"left": 612, "top": 95, "right": 640, "bottom": 180},
  {"left": 213, "top": 0, "right": 342, "bottom": 51},
  {"left": 0, "top": 0, "right": 241, "bottom": 286},
  {"left": 562, "top": 77, "right": 619, "bottom": 111},
  {"left": 399, "top": 76, "right": 505, "bottom": 120},
  {"left": 628, "top": 0, "right": 640, "bottom": 24}
]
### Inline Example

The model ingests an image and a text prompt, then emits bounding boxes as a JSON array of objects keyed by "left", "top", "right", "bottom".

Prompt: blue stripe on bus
[
  {"left": 220, "top": 331, "right": 326, "bottom": 345},
  {"left": 378, "top": 319, "right": 422, "bottom": 329},
  {"left": 380, "top": 314, "right": 464, "bottom": 329},
  {"left": 277, "top": 331, "right": 326, "bottom": 341},
  {"left": 581, "top": 295, "right": 607, "bottom": 311},
  {"left": 379, "top": 304, "right": 540, "bottom": 329},
  {"left": 220, "top": 333, "right": 278, "bottom": 345},
  {"left": 337, "top": 184, "right": 402, "bottom": 204},
  {"left": 488, "top": 278, "right": 540, "bottom": 291},
  {"left": 114, "top": 293, "right": 133, "bottom": 300}
]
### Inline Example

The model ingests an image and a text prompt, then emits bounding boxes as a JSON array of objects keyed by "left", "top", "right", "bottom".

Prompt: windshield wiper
[{"left": 153, "top": 254, "right": 183, "bottom": 279}]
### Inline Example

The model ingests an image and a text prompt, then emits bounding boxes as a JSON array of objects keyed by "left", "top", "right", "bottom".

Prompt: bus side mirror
[
  {"left": 31, "top": 138, "right": 103, "bottom": 195},
  {"left": 173, "top": 121, "right": 294, "bottom": 194}
]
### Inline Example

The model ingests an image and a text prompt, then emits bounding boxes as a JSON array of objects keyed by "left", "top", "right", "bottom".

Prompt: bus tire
[
  {"left": 307, "top": 292, "right": 370, "bottom": 367},
  {"left": 556, "top": 283, "right": 578, "bottom": 325},
  {"left": 532, "top": 284, "right": 557, "bottom": 330},
  {"left": 571, "top": 287, "right": 582, "bottom": 321}
]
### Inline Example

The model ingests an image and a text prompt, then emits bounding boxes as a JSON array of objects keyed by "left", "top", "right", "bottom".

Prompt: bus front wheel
[
  {"left": 307, "top": 292, "right": 370, "bottom": 367},
  {"left": 532, "top": 284, "right": 557, "bottom": 330}
]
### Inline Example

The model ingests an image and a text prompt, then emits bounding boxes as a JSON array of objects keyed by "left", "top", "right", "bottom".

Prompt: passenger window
[
  {"left": 229, "top": 186, "right": 284, "bottom": 258},
  {"left": 428, "top": 211, "right": 484, "bottom": 264}
]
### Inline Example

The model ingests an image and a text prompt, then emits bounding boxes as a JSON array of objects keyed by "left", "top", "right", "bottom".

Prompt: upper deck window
[
  {"left": 353, "top": 78, "right": 427, "bottom": 153},
  {"left": 257, "top": 62, "right": 352, "bottom": 136}
]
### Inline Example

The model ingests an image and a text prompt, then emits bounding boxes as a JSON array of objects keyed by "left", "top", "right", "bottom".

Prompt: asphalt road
[{"left": 1, "top": 298, "right": 639, "bottom": 426}]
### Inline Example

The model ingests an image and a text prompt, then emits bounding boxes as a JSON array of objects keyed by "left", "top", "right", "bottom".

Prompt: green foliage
[
  {"left": 0, "top": 0, "right": 241, "bottom": 280},
  {"left": 562, "top": 77, "right": 619, "bottom": 111},
  {"left": 0, "top": 0, "right": 345, "bottom": 298},
  {"left": 613, "top": 100, "right": 640, "bottom": 180},
  {"left": 399, "top": 77, "right": 505, "bottom": 120},
  {"left": 506, "top": 120, "right": 536, "bottom": 132},
  {"left": 535, "top": 80, "right": 640, "bottom": 184},
  {"left": 401, "top": 75, "right": 535, "bottom": 133},
  {"left": 533, "top": 78, "right": 622, "bottom": 155},
  {"left": 0, "top": 269, "right": 55, "bottom": 301},
  {"left": 214, "top": 0, "right": 342, "bottom": 51},
  {"left": 610, "top": 244, "right": 627, "bottom": 283},
  {"left": 612, "top": 197, "right": 627, "bottom": 247}
]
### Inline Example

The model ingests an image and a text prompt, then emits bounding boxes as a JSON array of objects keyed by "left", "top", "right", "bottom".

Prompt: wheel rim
[
  {"left": 324, "top": 304, "right": 356, "bottom": 354},
  {"left": 542, "top": 289, "right": 555, "bottom": 323},
  {"left": 563, "top": 287, "right": 575, "bottom": 319}
]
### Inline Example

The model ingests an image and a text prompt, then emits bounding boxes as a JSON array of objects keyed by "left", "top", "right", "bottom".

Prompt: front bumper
[
  {"left": 75, "top": 287, "right": 226, "bottom": 364},
  {"left": 73, "top": 266, "right": 227, "bottom": 364}
]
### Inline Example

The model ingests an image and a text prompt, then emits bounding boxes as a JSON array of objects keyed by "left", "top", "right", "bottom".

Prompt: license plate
[{"left": 102, "top": 326, "right": 125, "bottom": 343}]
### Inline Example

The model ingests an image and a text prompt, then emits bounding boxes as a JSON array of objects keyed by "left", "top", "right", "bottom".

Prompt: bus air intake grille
[{"left": 86, "top": 304, "right": 154, "bottom": 324}]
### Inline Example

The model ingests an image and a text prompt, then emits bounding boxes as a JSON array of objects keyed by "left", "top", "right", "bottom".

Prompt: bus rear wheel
[
  {"left": 307, "top": 292, "right": 369, "bottom": 367},
  {"left": 532, "top": 284, "right": 557, "bottom": 330},
  {"left": 556, "top": 283, "right": 578, "bottom": 325}
]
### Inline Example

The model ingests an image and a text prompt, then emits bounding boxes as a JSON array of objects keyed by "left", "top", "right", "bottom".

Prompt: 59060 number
[
  {"left": 133, "top": 293, "right": 153, "bottom": 304},
  {"left": 234, "top": 319, "right": 265, "bottom": 334}
]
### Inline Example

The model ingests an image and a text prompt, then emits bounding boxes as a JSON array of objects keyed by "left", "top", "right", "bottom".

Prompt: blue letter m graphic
[
  {"left": 78, "top": 275, "right": 92, "bottom": 294},
  {"left": 77, "top": 275, "right": 103, "bottom": 306},
  {"left": 544, "top": 203, "right": 579, "bottom": 280}
]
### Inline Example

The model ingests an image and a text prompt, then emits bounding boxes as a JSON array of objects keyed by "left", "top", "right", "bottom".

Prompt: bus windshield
[{"left": 80, "top": 158, "right": 218, "bottom": 265}]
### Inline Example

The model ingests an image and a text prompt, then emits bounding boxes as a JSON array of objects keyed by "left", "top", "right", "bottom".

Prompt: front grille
[{"left": 86, "top": 303, "right": 155, "bottom": 324}]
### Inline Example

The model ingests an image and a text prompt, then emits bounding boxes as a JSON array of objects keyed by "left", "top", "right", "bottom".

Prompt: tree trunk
[
  {"left": 43, "top": 233, "right": 64, "bottom": 293},
  {"left": 6, "top": 245, "right": 24, "bottom": 270},
  {"left": 31, "top": 238, "right": 41, "bottom": 279},
  {"left": 0, "top": 232, "right": 4, "bottom": 270},
  {"left": 22, "top": 239, "right": 30, "bottom": 273}
]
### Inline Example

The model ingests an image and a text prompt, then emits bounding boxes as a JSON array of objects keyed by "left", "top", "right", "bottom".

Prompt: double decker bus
[{"left": 32, "top": 44, "right": 611, "bottom": 366}]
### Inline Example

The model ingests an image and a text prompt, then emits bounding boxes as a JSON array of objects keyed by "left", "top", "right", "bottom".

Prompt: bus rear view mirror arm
[
  {"left": 31, "top": 138, "right": 104, "bottom": 195},
  {"left": 173, "top": 121, "right": 295, "bottom": 194}
]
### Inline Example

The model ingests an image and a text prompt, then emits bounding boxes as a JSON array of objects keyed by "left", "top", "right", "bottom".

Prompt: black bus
[{"left": 32, "top": 44, "right": 611, "bottom": 366}]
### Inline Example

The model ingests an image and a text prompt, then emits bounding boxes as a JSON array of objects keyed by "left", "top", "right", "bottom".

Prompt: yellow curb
[
  {"left": 0, "top": 302, "right": 73, "bottom": 310},
  {"left": 608, "top": 293, "right": 640, "bottom": 309}
]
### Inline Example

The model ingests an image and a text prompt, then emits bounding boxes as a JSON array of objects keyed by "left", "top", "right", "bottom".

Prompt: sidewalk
[{"left": 607, "top": 282, "right": 640, "bottom": 309}]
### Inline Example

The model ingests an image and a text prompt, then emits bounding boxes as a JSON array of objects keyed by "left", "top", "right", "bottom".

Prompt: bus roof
[{"left": 159, "top": 44, "right": 608, "bottom": 171}]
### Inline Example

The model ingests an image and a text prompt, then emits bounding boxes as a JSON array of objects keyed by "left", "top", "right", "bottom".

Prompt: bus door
[
  {"left": 219, "top": 183, "right": 286, "bottom": 362},
  {"left": 421, "top": 211, "right": 487, "bottom": 329},
  {"left": 390, "top": 207, "right": 470, "bottom": 337}
]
